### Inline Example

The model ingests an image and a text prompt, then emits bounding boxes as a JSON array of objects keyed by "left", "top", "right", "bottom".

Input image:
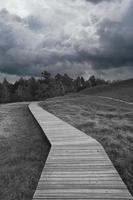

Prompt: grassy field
[
  {"left": 40, "top": 94, "right": 133, "bottom": 195},
  {"left": 82, "top": 78, "right": 133, "bottom": 102},
  {"left": 0, "top": 103, "right": 50, "bottom": 200}
]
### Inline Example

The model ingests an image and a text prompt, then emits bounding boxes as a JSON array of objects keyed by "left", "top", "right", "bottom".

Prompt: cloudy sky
[{"left": 0, "top": 0, "right": 133, "bottom": 81}]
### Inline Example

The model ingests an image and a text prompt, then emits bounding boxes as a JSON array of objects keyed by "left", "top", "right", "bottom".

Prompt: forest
[{"left": 0, "top": 71, "right": 108, "bottom": 103}]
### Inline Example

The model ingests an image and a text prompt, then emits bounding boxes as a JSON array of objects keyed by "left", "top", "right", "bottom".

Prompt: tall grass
[{"left": 0, "top": 103, "right": 50, "bottom": 200}]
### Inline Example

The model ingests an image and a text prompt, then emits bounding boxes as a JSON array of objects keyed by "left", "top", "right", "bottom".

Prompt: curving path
[
  {"left": 96, "top": 96, "right": 133, "bottom": 105},
  {"left": 29, "top": 102, "right": 133, "bottom": 200}
]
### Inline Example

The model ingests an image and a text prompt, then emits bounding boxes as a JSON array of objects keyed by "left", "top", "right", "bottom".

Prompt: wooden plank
[{"left": 29, "top": 102, "right": 133, "bottom": 200}]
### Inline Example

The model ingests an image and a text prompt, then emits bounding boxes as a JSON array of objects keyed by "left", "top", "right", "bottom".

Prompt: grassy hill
[
  {"left": 40, "top": 93, "right": 133, "bottom": 195},
  {"left": 81, "top": 78, "right": 133, "bottom": 102},
  {"left": 0, "top": 103, "right": 50, "bottom": 200},
  {"left": 1, "top": 78, "right": 133, "bottom": 199}
]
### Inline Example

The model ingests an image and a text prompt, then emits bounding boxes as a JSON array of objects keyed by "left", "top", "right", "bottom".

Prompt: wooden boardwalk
[{"left": 29, "top": 102, "right": 133, "bottom": 200}]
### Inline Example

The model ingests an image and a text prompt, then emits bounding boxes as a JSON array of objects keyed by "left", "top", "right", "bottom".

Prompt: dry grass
[
  {"left": 0, "top": 103, "right": 50, "bottom": 200},
  {"left": 40, "top": 94, "right": 133, "bottom": 195}
]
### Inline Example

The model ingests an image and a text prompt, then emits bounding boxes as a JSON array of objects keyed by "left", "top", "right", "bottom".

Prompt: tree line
[{"left": 0, "top": 71, "right": 108, "bottom": 103}]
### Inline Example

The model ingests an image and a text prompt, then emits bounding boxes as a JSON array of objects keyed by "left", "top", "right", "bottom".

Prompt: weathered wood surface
[{"left": 29, "top": 102, "right": 133, "bottom": 200}]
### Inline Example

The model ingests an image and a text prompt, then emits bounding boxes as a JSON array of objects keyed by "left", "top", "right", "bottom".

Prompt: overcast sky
[{"left": 0, "top": 0, "right": 133, "bottom": 81}]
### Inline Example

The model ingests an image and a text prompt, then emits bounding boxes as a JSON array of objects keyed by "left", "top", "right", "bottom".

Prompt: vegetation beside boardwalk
[
  {"left": 40, "top": 94, "right": 133, "bottom": 195},
  {"left": 0, "top": 103, "right": 50, "bottom": 200}
]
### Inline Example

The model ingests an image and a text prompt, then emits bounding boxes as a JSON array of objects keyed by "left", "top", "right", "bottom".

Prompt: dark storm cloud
[
  {"left": 94, "top": 2, "right": 133, "bottom": 69},
  {"left": 0, "top": 9, "right": 43, "bottom": 75},
  {"left": 0, "top": 0, "right": 133, "bottom": 79}
]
